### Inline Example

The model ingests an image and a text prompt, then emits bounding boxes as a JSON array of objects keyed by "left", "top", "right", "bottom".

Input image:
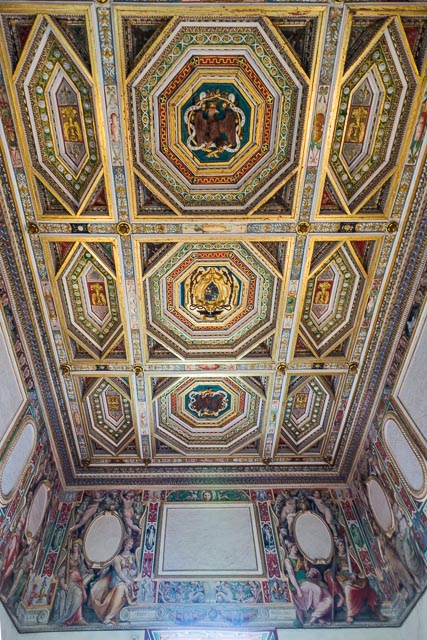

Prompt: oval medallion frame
[
  {"left": 83, "top": 511, "right": 124, "bottom": 568},
  {"left": 26, "top": 479, "right": 51, "bottom": 540},
  {"left": 382, "top": 412, "right": 427, "bottom": 499},
  {"left": 0, "top": 418, "right": 36, "bottom": 504},
  {"left": 366, "top": 476, "right": 394, "bottom": 536},
  {"left": 293, "top": 511, "right": 334, "bottom": 564}
]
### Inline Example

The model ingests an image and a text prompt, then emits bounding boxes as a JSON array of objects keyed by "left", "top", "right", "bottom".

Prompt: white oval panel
[
  {"left": 293, "top": 511, "right": 333, "bottom": 563},
  {"left": 366, "top": 477, "right": 394, "bottom": 534},
  {"left": 0, "top": 420, "right": 36, "bottom": 502},
  {"left": 83, "top": 512, "right": 124, "bottom": 566},
  {"left": 27, "top": 481, "right": 50, "bottom": 538},
  {"left": 384, "top": 417, "right": 426, "bottom": 497}
]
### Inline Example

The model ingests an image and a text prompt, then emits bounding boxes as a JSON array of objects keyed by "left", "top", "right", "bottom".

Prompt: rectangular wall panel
[{"left": 157, "top": 502, "right": 263, "bottom": 577}]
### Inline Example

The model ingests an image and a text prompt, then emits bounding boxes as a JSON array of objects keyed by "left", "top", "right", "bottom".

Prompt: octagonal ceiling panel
[
  {"left": 14, "top": 17, "right": 103, "bottom": 214},
  {"left": 153, "top": 376, "right": 265, "bottom": 456},
  {"left": 142, "top": 242, "right": 281, "bottom": 359},
  {"left": 328, "top": 18, "right": 417, "bottom": 212},
  {"left": 128, "top": 17, "right": 308, "bottom": 214}
]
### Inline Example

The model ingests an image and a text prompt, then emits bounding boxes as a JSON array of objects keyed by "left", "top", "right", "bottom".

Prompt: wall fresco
[{"left": 0, "top": 478, "right": 425, "bottom": 632}]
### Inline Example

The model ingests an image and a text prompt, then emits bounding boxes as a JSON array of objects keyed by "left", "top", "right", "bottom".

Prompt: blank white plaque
[
  {"left": 294, "top": 512, "right": 333, "bottom": 563},
  {"left": 157, "top": 503, "right": 263, "bottom": 577},
  {"left": 366, "top": 477, "right": 394, "bottom": 534},
  {"left": 83, "top": 512, "right": 124, "bottom": 567}
]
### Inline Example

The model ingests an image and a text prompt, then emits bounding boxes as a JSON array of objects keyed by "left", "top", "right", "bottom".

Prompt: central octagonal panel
[
  {"left": 143, "top": 242, "right": 280, "bottom": 358},
  {"left": 128, "top": 18, "right": 307, "bottom": 214},
  {"left": 153, "top": 376, "right": 264, "bottom": 455}
]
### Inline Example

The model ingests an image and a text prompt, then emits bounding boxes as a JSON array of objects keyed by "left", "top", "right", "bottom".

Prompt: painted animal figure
[{"left": 194, "top": 104, "right": 237, "bottom": 148}]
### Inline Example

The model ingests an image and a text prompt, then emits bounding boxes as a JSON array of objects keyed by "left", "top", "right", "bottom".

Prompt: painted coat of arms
[
  {"left": 188, "top": 388, "right": 229, "bottom": 418},
  {"left": 184, "top": 266, "right": 239, "bottom": 319},
  {"left": 184, "top": 90, "right": 245, "bottom": 158}
]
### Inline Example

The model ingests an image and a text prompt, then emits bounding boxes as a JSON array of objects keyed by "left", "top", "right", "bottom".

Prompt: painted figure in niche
[
  {"left": 88, "top": 536, "right": 138, "bottom": 625},
  {"left": 110, "top": 112, "right": 120, "bottom": 143},
  {"left": 392, "top": 498, "right": 425, "bottom": 590},
  {"left": 62, "top": 106, "right": 83, "bottom": 143},
  {"left": 325, "top": 539, "right": 386, "bottom": 623},
  {"left": 345, "top": 107, "right": 368, "bottom": 143},
  {"left": 284, "top": 542, "right": 333, "bottom": 625},
  {"left": 311, "top": 112, "right": 325, "bottom": 146},
  {"left": 52, "top": 539, "right": 94, "bottom": 626},
  {"left": 262, "top": 523, "right": 275, "bottom": 550},
  {"left": 145, "top": 524, "right": 156, "bottom": 551}
]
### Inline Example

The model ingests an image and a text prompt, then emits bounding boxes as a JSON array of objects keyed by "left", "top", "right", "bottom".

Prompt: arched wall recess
[
  {"left": 382, "top": 412, "right": 427, "bottom": 500},
  {"left": 0, "top": 417, "right": 36, "bottom": 504}
]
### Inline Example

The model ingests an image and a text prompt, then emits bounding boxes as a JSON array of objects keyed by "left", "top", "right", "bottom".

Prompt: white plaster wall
[
  {"left": 395, "top": 299, "right": 427, "bottom": 448},
  {"left": 0, "top": 313, "right": 26, "bottom": 447},
  {"left": 1, "top": 591, "right": 427, "bottom": 640}
]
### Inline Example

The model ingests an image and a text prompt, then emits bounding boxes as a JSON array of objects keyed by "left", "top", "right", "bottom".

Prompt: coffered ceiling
[{"left": 1, "top": 1, "right": 427, "bottom": 488}]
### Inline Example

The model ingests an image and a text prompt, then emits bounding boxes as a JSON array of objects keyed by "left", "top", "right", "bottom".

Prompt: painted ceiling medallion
[
  {"left": 143, "top": 242, "right": 279, "bottom": 358},
  {"left": 128, "top": 17, "right": 307, "bottom": 214},
  {"left": 188, "top": 387, "right": 229, "bottom": 419},
  {"left": 184, "top": 265, "right": 239, "bottom": 319},
  {"left": 153, "top": 376, "right": 264, "bottom": 455},
  {"left": 185, "top": 89, "right": 245, "bottom": 159}
]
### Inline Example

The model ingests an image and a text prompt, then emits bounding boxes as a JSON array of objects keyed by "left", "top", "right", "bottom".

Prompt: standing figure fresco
[
  {"left": 284, "top": 542, "right": 333, "bottom": 625},
  {"left": 88, "top": 536, "right": 138, "bottom": 625},
  {"left": 0, "top": 510, "right": 27, "bottom": 594},
  {"left": 7, "top": 535, "right": 40, "bottom": 607},
  {"left": 392, "top": 498, "right": 425, "bottom": 591},
  {"left": 325, "top": 539, "right": 386, "bottom": 623},
  {"left": 374, "top": 525, "right": 418, "bottom": 600},
  {"left": 52, "top": 539, "right": 94, "bottom": 625}
]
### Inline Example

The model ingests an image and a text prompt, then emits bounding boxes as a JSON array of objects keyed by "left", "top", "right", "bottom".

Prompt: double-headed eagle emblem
[{"left": 184, "top": 90, "right": 245, "bottom": 158}]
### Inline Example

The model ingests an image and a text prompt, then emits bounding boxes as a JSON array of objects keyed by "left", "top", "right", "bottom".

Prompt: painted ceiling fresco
[{"left": 1, "top": 1, "right": 427, "bottom": 487}]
